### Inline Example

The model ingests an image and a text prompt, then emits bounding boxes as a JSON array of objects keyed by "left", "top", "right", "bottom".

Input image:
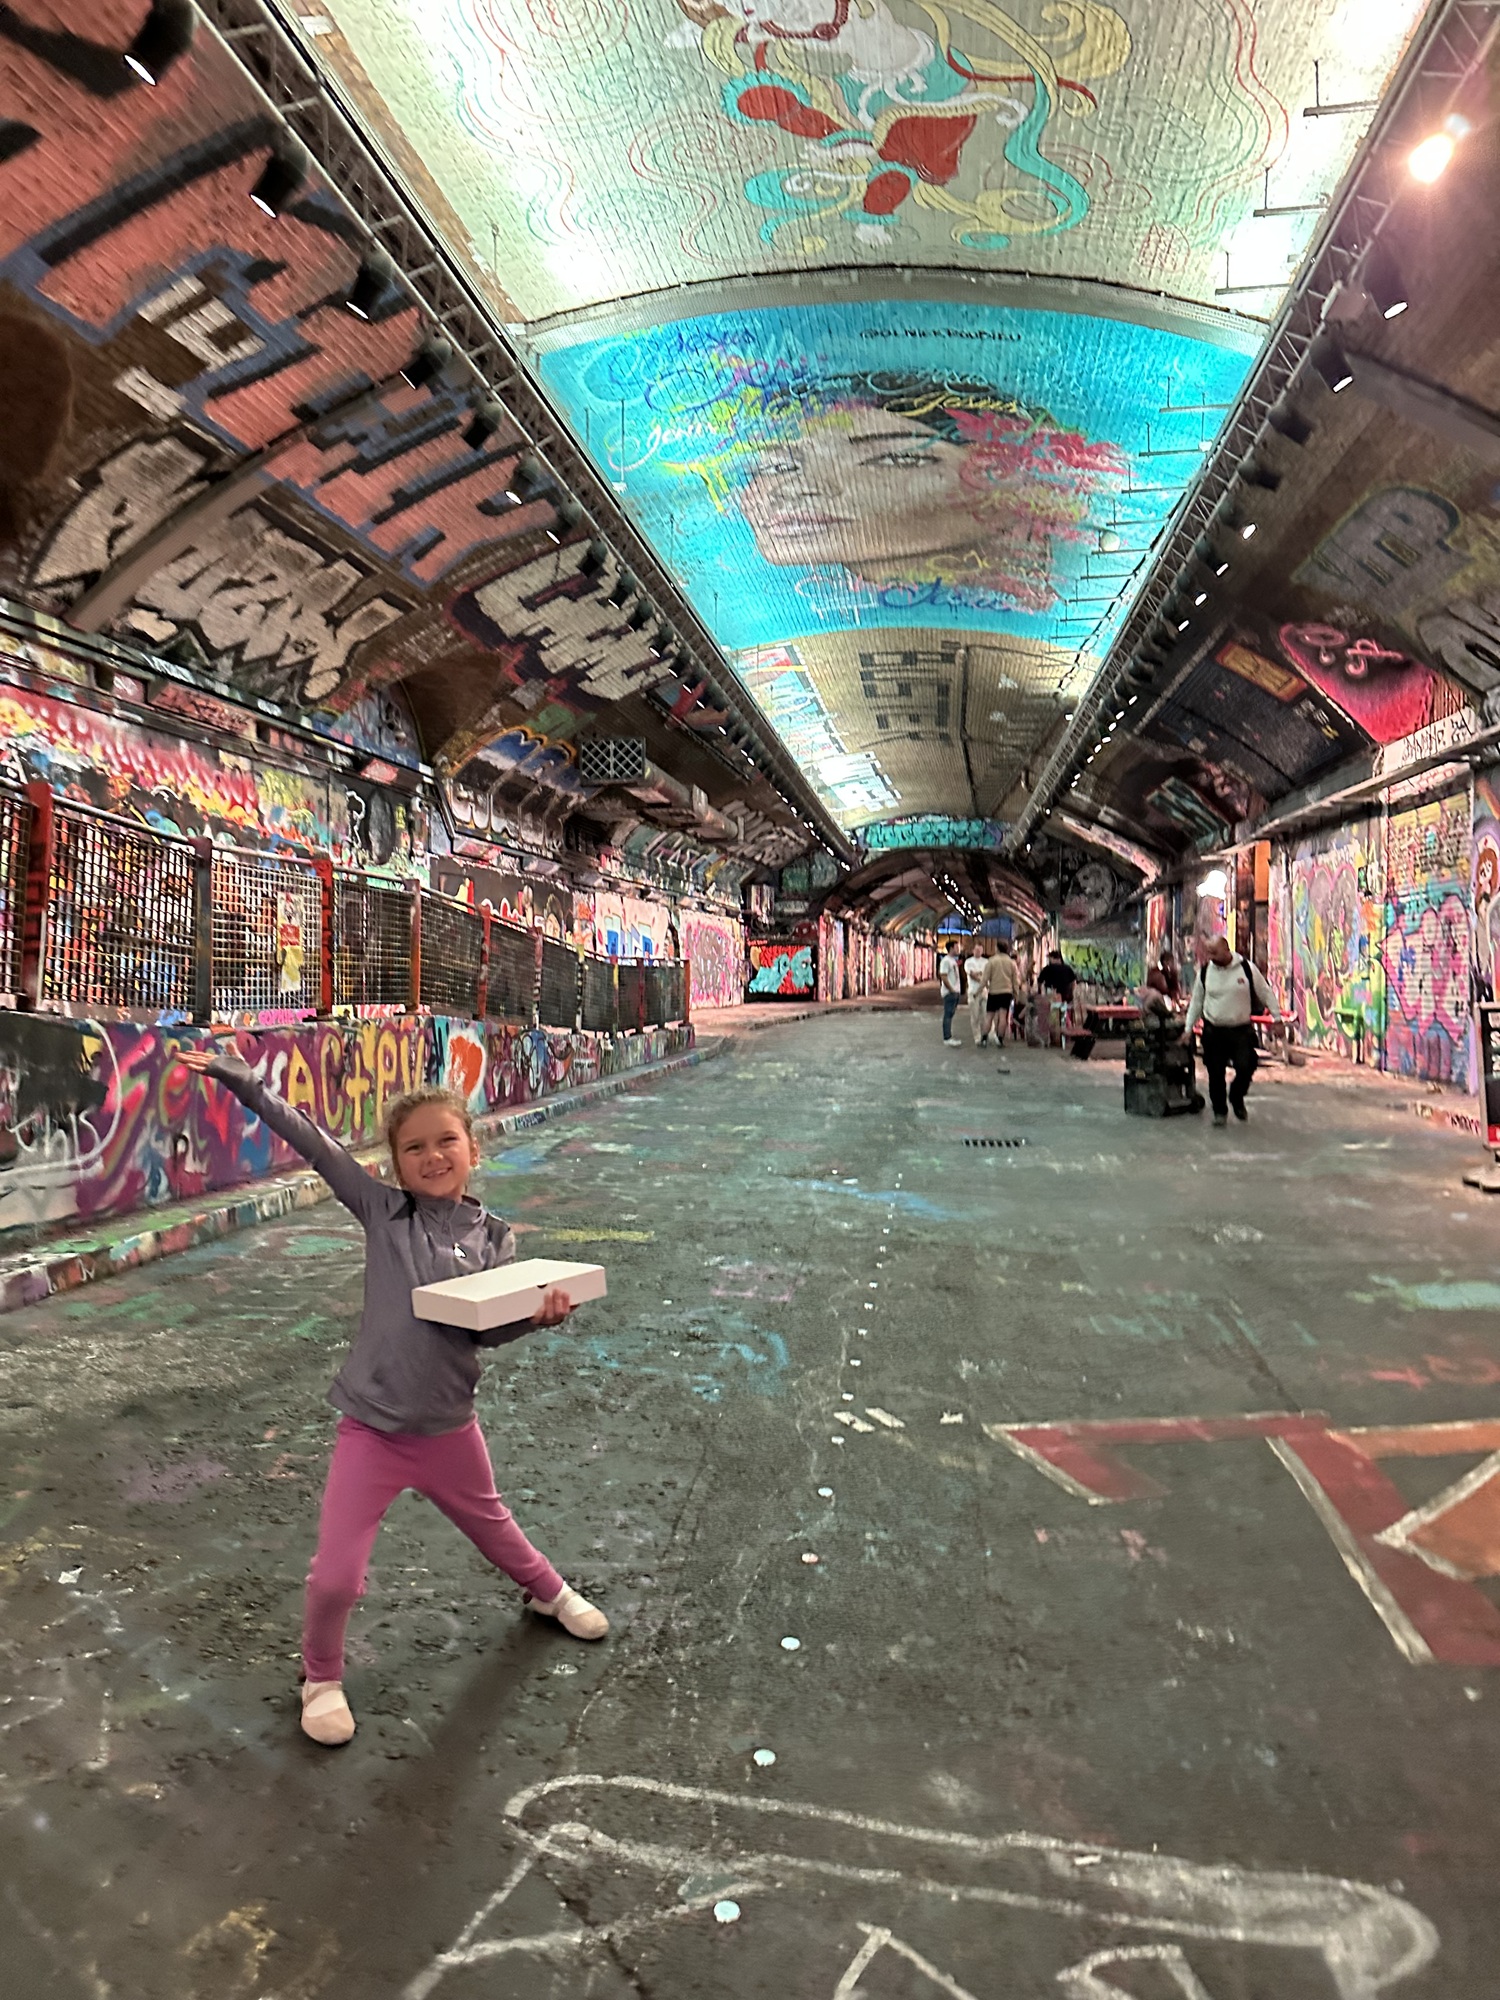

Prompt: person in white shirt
[
  {"left": 937, "top": 944, "right": 963, "bottom": 1046},
  {"left": 1183, "top": 935, "right": 1282, "bottom": 1126},
  {"left": 964, "top": 943, "right": 991, "bottom": 1045}
]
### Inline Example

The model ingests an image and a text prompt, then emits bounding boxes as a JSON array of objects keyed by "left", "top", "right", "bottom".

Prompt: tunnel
[{"left": 0, "top": 2, "right": 1498, "bottom": 1994}]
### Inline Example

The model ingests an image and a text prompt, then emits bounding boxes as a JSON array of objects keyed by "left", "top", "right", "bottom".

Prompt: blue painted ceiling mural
[{"left": 288, "top": 1, "right": 1431, "bottom": 832}]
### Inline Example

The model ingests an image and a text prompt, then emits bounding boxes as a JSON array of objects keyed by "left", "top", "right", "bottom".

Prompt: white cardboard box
[{"left": 411, "top": 1257, "right": 606, "bottom": 1333}]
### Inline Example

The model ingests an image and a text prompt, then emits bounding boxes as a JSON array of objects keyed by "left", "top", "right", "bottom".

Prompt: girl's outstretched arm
[{"left": 180, "top": 1047, "right": 394, "bottom": 1224}]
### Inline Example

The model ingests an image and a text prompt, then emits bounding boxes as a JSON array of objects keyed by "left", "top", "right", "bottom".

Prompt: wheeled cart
[{"left": 1123, "top": 1020, "right": 1204, "bottom": 1117}]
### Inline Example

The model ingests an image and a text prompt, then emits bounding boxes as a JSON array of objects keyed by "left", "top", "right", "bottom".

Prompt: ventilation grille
[
  {"left": 962, "top": 1136, "right": 1031, "bottom": 1148},
  {"left": 577, "top": 736, "right": 647, "bottom": 785}
]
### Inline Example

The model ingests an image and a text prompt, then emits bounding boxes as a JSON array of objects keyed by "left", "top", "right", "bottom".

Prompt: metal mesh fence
[
  {"left": 660, "top": 960, "right": 688, "bottom": 1024},
  {"left": 332, "top": 875, "right": 411, "bottom": 1010},
  {"left": 580, "top": 955, "right": 616, "bottom": 1034},
  {"left": 644, "top": 960, "right": 672, "bottom": 1028},
  {"left": 0, "top": 787, "right": 31, "bottom": 1000},
  {"left": 419, "top": 892, "right": 483, "bottom": 1016},
  {"left": 487, "top": 921, "right": 537, "bottom": 1022},
  {"left": 210, "top": 849, "right": 323, "bottom": 1016},
  {"left": 538, "top": 937, "right": 580, "bottom": 1029},
  {"left": 42, "top": 804, "right": 196, "bottom": 1011},
  {"left": 617, "top": 960, "right": 644, "bottom": 1032}
]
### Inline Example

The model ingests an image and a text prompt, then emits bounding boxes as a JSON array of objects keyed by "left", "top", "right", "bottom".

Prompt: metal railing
[
  {"left": 5, "top": 779, "right": 690, "bottom": 1029},
  {"left": 418, "top": 890, "right": 483, "bottom": 1015},
  {"left": 332, "top": 873, "right": 411, "bottom": 1010},
  {"left": 0, "top": 786, "right": 32, "bottom": 1002},
  {"left": 210, "top": 848, "right": 324, "bottom": 1016},
  {"left": 43, "top": 799, "right": 196, "bottom": 1013}
]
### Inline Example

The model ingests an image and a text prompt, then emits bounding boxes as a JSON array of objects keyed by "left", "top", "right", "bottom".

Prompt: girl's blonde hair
[{"left": 383, "top": 1086, "right": 477, "bottom": 1162}]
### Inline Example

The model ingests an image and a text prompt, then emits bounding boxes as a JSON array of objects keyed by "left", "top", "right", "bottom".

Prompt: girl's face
[
  {"left": 741, "top": 408, "right": 975, "bottom": 569},
  {"left": 391, "top": 1104, "right": 480, "bottom": 1201}
]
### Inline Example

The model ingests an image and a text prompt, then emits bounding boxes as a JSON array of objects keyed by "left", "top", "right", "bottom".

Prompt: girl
[{"left": 179, "top": 1045, "right": 607, "bottom": 1748}]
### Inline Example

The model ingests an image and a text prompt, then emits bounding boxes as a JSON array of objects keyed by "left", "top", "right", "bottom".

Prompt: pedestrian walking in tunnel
[
  {"left": 964, "top": 937, "right": 990, "bottom": 1045},
  {"left": 938, "top": 940, "right": 963, "bottom": 1045},
  {"left": 1184, "top": 935, "right": 1281, "bottom": 1127},
  {"left": 178, "top": 1045, "right": 609, "bottom": 1748}
]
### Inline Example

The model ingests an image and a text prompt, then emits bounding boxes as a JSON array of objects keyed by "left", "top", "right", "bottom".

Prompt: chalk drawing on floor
[
  {"left": 988, "top": 1412, "right": 1500, "bottom": 1666},
  {"left": 400, "top": 1773, "right": 1438, "bottom": 2000}
]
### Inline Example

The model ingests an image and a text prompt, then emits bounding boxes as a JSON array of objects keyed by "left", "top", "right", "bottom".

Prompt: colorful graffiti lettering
[
  {"left": 0, "top": 1011, "right": 693, "bottom": 1238},
  {"left": 862, "top": 816, "right": 1008, "bottom": 853},
  {"left": 1060, "top": 937, "right": 1143, "bottom": 992}
]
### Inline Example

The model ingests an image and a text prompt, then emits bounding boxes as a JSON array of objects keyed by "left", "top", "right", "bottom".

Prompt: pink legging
[{"left": 303, "top": 1416, "right": 565, "bottom": 1682}]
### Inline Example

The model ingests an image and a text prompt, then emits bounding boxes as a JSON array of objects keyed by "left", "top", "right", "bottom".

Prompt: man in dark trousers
[{"left": 1184, "top": 935, "right": 1281, "bottom": 1126}]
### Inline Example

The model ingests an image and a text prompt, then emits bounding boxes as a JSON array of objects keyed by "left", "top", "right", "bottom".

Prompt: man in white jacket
[{"left": 1184, "top": 935, "right": 1282, "bottom": 1126}]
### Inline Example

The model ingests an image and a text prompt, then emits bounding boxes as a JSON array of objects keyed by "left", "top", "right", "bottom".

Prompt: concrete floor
[{"left": 2, "top": 1012, "right": 1498, "bottom": 1998}]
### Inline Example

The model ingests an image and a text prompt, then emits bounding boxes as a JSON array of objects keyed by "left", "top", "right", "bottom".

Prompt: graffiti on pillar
[
  {"left": 989, "top": 1409, "right": 1500, "bottom": 1666},
  {"left": 680, "top": 908, "right": 744, "bottom": 1009},
  {"left": 1289, "top": 819, "right": 1383, "bottom": 1060},
  {"left": 1381, "top": 792, "right": 1471, "bottom": 1091}
]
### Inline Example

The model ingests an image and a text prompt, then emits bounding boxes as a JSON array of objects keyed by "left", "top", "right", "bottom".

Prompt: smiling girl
[{"left": 179, "top": 1045, "right": 607, "bottom": 1748}]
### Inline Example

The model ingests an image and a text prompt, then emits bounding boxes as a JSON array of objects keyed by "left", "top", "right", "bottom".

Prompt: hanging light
[
  {"left": 504, "top": 453, "right": 548, "bottom": 505},
  {"left": 1362, "top": 241, "right": 1409, "bottom": 319},
  {"left": 123, "top": 0, "right": 195, "bottom": 84},
  {"left": 462, "top": 397, "right": 505, "bottom": 450},
  {"left": 248, "top": 137, "right": 309, "bottom": 218},
  {"left": 606, "top": 571, "right": 636, "bottom": 609},
  {"left": 545, "top": 498, "right": 583, "bottom": 545},
  {"left": 345, "top": 245, "right": 397, "bottom": 321},
  {"left": 399, "top": 333, "right": 454, "bottom": 390},
  {"left": 1267, "top": 399, "right": 1313, "bottom": 446},
  {"left": 1311, "top": 332, "right": 1355, "bottom": 394},
  {"left": 1409, "top": 125, "right": 1462, "bottom": 183},
  {"left": 576, "top": 539, "right": 608, "bottom": 581}
]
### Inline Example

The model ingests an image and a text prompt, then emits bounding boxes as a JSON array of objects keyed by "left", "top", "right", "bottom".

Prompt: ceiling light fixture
[
  {"left": 1193, "top": 589, "right": 1208, "bottom": 606},
  {"left": 1197, "top": 868, "right": 1228, "bottom": 899},
  {"left": 576, "top": 539, "right": 608, "bottom": 581},
  {"left": 123, "top": 0, "right": 195, "bottom": 84},
  {"left": 1312, "top": 332, "right": 1355, "bottom": 394},
  {"left": 463, "top": 397, "right": 505, "bottom": 451},
  {"left": 607, "top": 571, "right": 636, "bottom": 609},
  {"left": 505, "top": 453, "right": 548, "bottom": 506},
  {"left": 1409, "top": 128, "right": 1457, "bottom": 183},
  {"left": 345, "top": 245, "right": 397, "bottom": 321},
  {"left": 400, "top": 333, "right": 454, "bottom": 390},
  {"left": 1267, "top": 400, "right": 1314, "bottom": 446},
  {"left": 249, "top": 138, "right": 309, "bottom": 218},
  {"left": 1362, "top": 242, "right": 1409, "bottom": 319},
  {"left": 545, "top": 498, "right": 584, "bottom": 545}
]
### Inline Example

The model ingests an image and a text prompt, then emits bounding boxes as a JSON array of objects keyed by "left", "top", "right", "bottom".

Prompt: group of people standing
[
  {"left": 937, "top": 937, "right": 1022, "bottom": 1047},
  {"left": 937, "top": 930, "right": 1283, "bottom": 1125}
]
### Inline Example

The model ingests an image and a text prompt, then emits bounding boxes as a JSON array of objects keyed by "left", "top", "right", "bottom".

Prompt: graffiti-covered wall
[
  {"left": 1278, "top": 786, "right": 1473, "bottom": 1091},
  {"left": 1287, "top": 819, "right": 1383, "bottom": 1061},
  {"left": 1383, "top": 792, "right": 1471, "bottom": 1090},
  {"left": 1060, "top": 937, "right": 1145, "bottom": 994},
  {"left": 0, "top": 1010, "right": 692, "bottom": 1242},
  {"left": 680, "top": 908, "right": 745, "bottom": 1010}
]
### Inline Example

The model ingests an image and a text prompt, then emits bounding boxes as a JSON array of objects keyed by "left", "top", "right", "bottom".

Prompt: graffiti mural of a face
[
  {"left": 540, "top": 303, "right": 1249, "bottom": 654},
  {"left": 737, "top": 384, "right": 1122, "bottom": 613}
]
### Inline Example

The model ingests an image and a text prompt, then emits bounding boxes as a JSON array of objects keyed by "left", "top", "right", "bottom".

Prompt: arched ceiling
[{"left": 299, "top": 0, "right": 1429, "bottom": 836}]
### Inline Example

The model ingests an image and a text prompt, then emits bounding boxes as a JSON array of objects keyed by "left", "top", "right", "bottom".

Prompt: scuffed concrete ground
[{"left": 1, "top": 1014, "right": 1498, "bottom": 1997}]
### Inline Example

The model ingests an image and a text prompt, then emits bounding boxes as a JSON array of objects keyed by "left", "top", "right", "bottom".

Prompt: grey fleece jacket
[{"left": 208, "top": 1054, "right": 527, "bottom": 1435}]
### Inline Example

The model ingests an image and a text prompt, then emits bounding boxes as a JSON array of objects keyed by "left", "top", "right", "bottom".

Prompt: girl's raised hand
[
  {"left": 178, "top": 1029, "right": 236, "bottom": 1078},
  {"left": 530, "top": 1286, "right": 574, "bottom": 1328}
]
